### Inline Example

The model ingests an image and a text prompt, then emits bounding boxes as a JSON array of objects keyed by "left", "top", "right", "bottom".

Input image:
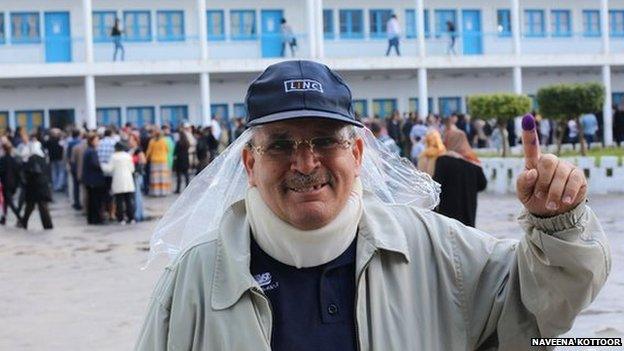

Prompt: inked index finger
[{"left": 521, "top": 114, "right": 541, "bottom": 170}]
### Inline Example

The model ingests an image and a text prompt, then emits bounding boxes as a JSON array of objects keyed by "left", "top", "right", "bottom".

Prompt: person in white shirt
[
  {"left": 101, "top": 142, "right": 136, "bottom": 224},
  {"left": 386, "top": 14, "right": 401, "bottom": 56}
]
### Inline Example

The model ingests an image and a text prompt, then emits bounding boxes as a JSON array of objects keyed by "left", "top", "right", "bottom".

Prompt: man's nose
[{"left": 290, "top": 143, "right": 320, "bottom": 174}]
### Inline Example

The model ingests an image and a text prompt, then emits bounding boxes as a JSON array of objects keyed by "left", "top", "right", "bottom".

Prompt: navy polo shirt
[{"left": 250, "top": 236, "right": 357, "bottom": 351}]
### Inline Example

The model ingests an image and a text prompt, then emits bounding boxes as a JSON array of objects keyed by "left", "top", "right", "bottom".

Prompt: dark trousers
[
  {"left": 103, "top": 177, "right": 113, "bottom": 217},
  {"left": 175, "top": 170, "right": 189, "bottom": 193},
  {"left": 114, "top": 192, "right": 135, "bottom": 222},
  {"left": 22, "top": 201, "right": 53, "bottom": 230},
  {"left": 86, "top": 186, "right": 105, "bottom": 224},
  {"left": 1, "top": 189, "right": 22, "bottom": 224},
  {"left": 72, "top": 173, "right": 81, "bottom": 208},
  {"left": 281, "top": 41, "right": 296, "bottom": 57},
  {"left": 386, "top": 37, "right": 400, "bottom": 56}
]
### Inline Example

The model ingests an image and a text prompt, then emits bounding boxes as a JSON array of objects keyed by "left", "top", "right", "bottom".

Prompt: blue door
[
  {"left": 261, "top": 10, "right": 283, "bottom": 58},
  {"left": 462, "top": 10, "right": 482, "bottom": 55},
  {"left": 438, "top": 97, "right": 461, "bottom": 117},
  {"left": 161, "top": 105, "right": 188, "bottom": 129},
  {"left": 613, "top": 93, "right": 624, "bottom": 107},
  {"left": 45, "top": 12, "right": 71, "bottom": 62}
]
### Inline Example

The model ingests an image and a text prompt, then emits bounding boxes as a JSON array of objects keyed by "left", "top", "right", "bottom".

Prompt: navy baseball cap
[{"left": 245, "top": 60, "right": 364, "bottom": 128}]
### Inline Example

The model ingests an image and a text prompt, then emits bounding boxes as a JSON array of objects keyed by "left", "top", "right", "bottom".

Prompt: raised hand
[{"left": 516, "top": 114, "right": 587, "bottom": 217}]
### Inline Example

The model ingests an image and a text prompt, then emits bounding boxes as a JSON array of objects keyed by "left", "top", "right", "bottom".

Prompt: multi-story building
[{"left": 0, "top": 0, "right": 622, "bottom": 145}]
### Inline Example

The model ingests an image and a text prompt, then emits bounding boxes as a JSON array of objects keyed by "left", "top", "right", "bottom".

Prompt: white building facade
[{"left": 0, "top": 0, "right": 623, "bottom": 144}]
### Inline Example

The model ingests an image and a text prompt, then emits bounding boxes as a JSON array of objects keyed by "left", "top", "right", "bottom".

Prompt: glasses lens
[{"left": 265, "top": 139, "right": 295, "bottom": 156}]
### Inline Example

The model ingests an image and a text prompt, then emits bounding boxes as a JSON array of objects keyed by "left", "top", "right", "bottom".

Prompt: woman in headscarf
[
  {"left": 434, "top": 128, "right": 487, "bottom": 227},
  {"left": 21, "top": 139, "right": 53, "bottom": 230},
  {"left": 145, "top": 129, "right": 171, "bottom": 196},
  {"left": 417, "top": 130, "right": 446, "bottom": 176}
]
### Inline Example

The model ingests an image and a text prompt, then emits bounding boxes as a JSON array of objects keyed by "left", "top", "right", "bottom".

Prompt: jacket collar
[{"left": 210, "top": 193, "right": 411, "bottom": 310}]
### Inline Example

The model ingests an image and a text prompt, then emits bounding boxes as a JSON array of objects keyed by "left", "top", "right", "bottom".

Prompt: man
[
  {"left": 370, "top": 120, "right": 401, "bottom": 156},
  {"left": 97, "top": 129, "right": 116, "bottom": 220},
  {"left": 385, "top": 14, "right": 401, "bottom": 56},
  {"left": 66, "top": 129, "right": 83, "bottom": 210},
  {"left": 280, "top": 18, "right": 296, "bottom": 57},
  {"left": 137, "top": 61, "right": 609, "bottom": 350},
  {"left": 580, "top": 112, "right": 598, "bottom": 147}
]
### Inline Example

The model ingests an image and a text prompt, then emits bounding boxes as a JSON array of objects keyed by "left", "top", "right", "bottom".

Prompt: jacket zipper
[
  {"left": 354, "top": 257, "right": 374, "bottom": 351},
  {"left": 251, "top": 287, "right": 274, "bottom": 349}
]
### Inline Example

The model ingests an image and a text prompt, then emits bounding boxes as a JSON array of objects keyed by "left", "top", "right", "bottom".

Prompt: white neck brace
[{"left": 245, "top": 179, "right": 363, "bottom": 268}]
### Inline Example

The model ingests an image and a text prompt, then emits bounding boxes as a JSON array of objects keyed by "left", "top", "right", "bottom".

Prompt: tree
[
  {"left": 536, "top": 83, "right": 604, "bottom": 155},
  {"left": 467, "top": 93, "right": 532, "bottom": 156}
]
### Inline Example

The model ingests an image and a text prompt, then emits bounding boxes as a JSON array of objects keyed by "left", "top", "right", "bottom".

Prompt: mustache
[{"left": 284, "top": 171, "right": 331, "bottom": 189}]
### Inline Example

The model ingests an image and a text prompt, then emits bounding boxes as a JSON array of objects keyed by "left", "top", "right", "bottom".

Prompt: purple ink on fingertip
[{"left": 521, "top": 114, "right": 535, "bottom": 131}]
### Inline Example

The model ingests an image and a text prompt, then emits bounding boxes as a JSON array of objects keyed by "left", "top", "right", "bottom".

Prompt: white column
[
  {"left": 601, "top": 0, "right": 610, "bottom": 54},
  {"left": 200, "top": 72, "right": 211, "bottom": 127},
  {"left": 315, "top": 0, "right": 325, "bottom": 59},
  {"left": 511, "top": 0, "right": 521, "bottom": 55},
  {"left": 417, "top": 68, "right": 428, "bottom": 119},
  {"left": 602, "top": 65, "right": 613, "bottom": 145},
  {"left": 416, "top": 0, "right": 426, "bottom": 57},
  {"left": 82, "top": 0, "right": 94, "bottom": 63},
  {"left": 85, "top": 76, "right": 96, "bottom": 129},
  {"left": 306, "top": 0, "right": 317, "bottom": 58},
  {"left": 513, "top": 66, "right": 522, "bottom": 94},
  {"left": 197, "top": 0, "right": 209, "bottom": 60}
]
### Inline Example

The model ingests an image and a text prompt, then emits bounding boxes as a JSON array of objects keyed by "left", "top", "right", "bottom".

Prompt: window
[
  {"left": 339, "top": 10, "right": 363, "bottom": 39},
  {"left": 93, "top": 11, "right": 116, "bottom": 42},
  {"left": 233, "top": 103, "right": 247, "bottom": 118},
  {"left": 497, "top": 9, "right": 511, "bottom": 37},
  {"left": 524, "top": 10, "right": 545, "bottom": 37},
  {"left": 372, "top": 99, "right": 397, "bottom": 118},
  {"left": 405, "top": 9, "right": 430, "bottom": 38},
  {"left": 230, "top": 10, "right": 256, "bottom": 40},
  {"left": 161, "top": 105, "right": 188, "bottom": 129},
  {"left": 11, "top": 12, "right": 40, "bottom": 43},
  {"left": 434, "top": 10, "right": 456, "bottom": 38},
  {"left": 323, "top": 9, "right": 334, "bottom": 39},
  {"left": 16, "top": 110, "right": 44, "bottom": 131},
  {"left": 352, "top": 99, "right": 368, "bottom": 118},
  {"left": 613, "top": 92, "right": 624, "bottom": 107},
  {"left": 369, "top": 9, "right": 392, "bottom": 38},
  {"left": 96, "top": 108, "right": 121, "bottom": 127},
  {"left": 0, "top": 111, "right": 8, "bottom": 133},
  {"left": 0, "top": 13, "right": 5, "bottom": 44},
  {"left": 126, "top": 107, "right": 155, "bottom": 127},
  {"left": 583, "top": 10, "right": 601, "bottom": 37},
  {"left": 438, "top": 97, "right": 461, "bottom": 117},
  {"left": 408, "top": 98, "right": 433, "bottom": 114},
  {"left": 207, "top": 10, "right": 224, "bottom": 40},
  {"left": 551, "top": 10, "right": 571, "bottom": 37},
  {"left": 123, "top": 11, "right": 151, "bottom": 41},
  {"left": 610, "top": 10, "right": 624, "bottom": 37},
  {"left": 157, "top": 11, "right": 184, "bottom": 41}
]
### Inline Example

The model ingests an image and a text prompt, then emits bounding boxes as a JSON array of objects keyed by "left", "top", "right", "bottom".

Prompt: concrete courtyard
[{"left": 0, "top": 191, "right": 622, "bottom": 350}]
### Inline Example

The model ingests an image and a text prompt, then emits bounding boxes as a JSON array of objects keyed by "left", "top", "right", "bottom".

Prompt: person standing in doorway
[
  {"left": 386, "top": 14, "right": 401, "bottom": 56},
  {"left": 112, "top": 18, "right": 125, "bottom": 62},
  {"left": 280, "top": 18, "right": 296, "bottom": 57},
  {"left": 446, "top": 20, "right": 457, "bottom": 55}
]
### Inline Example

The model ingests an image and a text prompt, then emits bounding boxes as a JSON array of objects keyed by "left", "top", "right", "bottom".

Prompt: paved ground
[{"left": 0, "top": 191, "right": 622, "bottom": 350}]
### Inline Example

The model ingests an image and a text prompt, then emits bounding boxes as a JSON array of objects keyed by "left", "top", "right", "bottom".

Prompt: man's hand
[{"left": 516, "top": 114, "right": 587, "bottom": 217}]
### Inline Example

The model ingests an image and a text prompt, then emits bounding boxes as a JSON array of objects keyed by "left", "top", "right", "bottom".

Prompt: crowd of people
[{"left": 0, "top": 118, "right": 246, "bottom": 230}]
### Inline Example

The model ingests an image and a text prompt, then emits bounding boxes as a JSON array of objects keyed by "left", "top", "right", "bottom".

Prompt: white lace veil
[{"left": 146, "top": 126, "right": 440, "bottom": 266}]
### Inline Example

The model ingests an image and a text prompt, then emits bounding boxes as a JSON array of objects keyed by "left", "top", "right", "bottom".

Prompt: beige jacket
[{"left": 136, "top": 193, "right": 610, "bottom": 350}]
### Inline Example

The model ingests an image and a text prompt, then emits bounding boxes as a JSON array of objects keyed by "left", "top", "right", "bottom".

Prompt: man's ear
[
  {"left": 241, "top": 147, "right": 257, "bottom": 186},
  {"left": 351, "top": 137, "right": 364, "bottom": 176}
]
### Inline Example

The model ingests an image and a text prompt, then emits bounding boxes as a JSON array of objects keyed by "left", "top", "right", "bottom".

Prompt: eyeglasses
[{"left": 248, "top": 135, "right": 354, "bottom": 160}]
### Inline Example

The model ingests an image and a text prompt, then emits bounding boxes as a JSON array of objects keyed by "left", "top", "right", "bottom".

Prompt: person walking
[
  {"left": 280, "top": 18, "right": 296, "bottom": 57},
  {"left": 45, "top": 128, "right": 66, "bottom": 192},
  {"left": 83, "top": 134, "right": 106, "bottom": 225},
  {"left": 111, "top": 18, "right": 125, "bottom": 61},
  {"left": 0, "top": 142, "right": 23, "bottom": 226},
  {"left": 21, "top": 141, "right": 53, "bottom": 230},
  {"left": 385, "top": 14, "right": 401, "bottom": 56},
  {"left": 173, "top": 130, "right": 191, "bottom": 193},
  {"left": 145, "top": 129, "right": 171, "bottom": 196},
  {"left": 102, "top": 142, "right": 136, "bottom": 224},
  {"left": 446, "top": 20, "right": 457, "bottom": 55},
  {"left": 128, "top": 133, "right": 146, "bottom": 222}
]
